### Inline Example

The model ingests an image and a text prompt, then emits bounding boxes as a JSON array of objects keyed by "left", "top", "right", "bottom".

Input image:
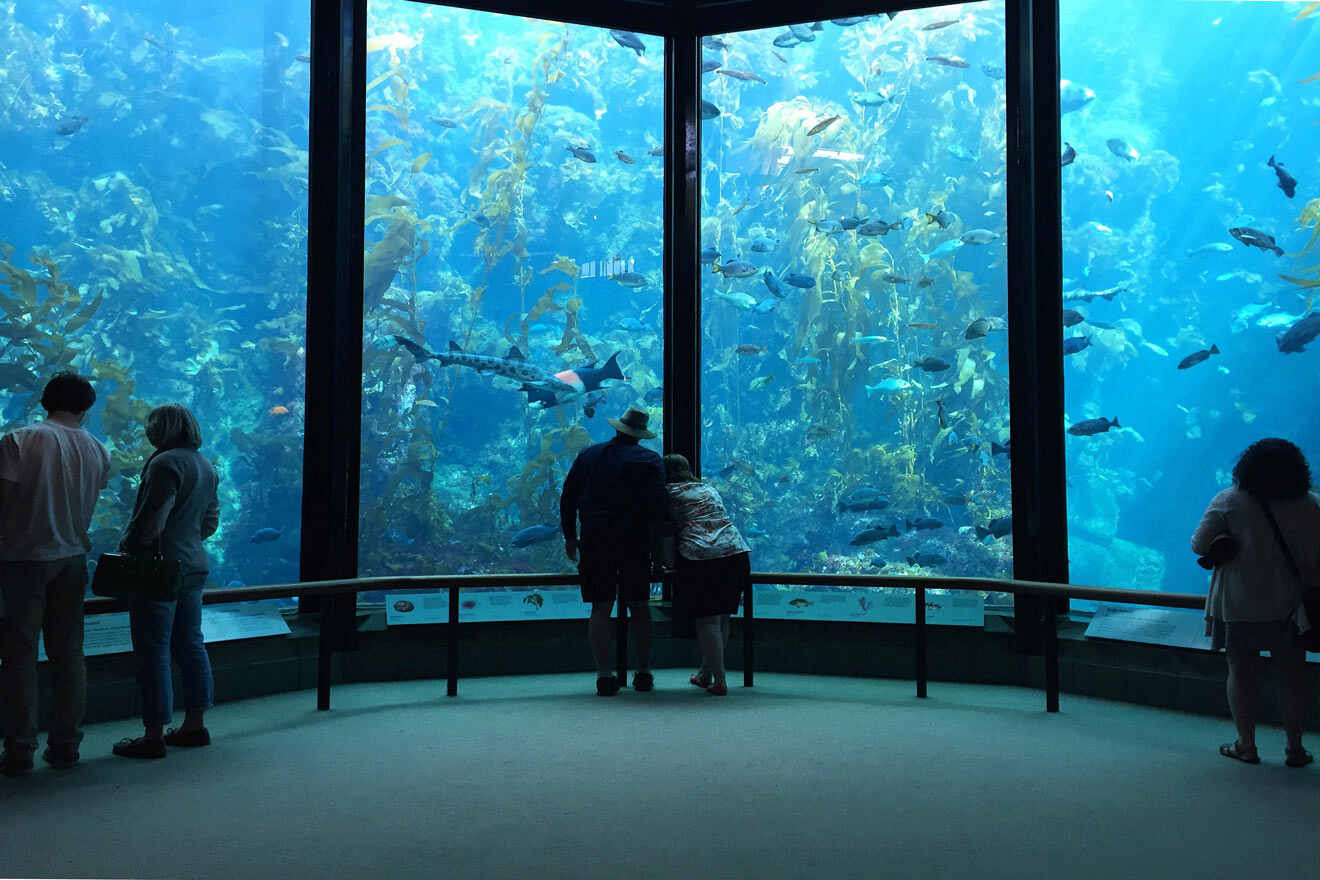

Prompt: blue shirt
[{"left": 560, "top": 438, "right": 668, "bottom": 546}]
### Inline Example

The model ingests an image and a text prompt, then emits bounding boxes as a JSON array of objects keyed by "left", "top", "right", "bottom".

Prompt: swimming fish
[
  {"left": 850, "top": 525, "right": 900, "bottom": 545},
  {"left": 718, "top": 68, "right": 767, "bottom": 84},
  {"left": 394, "top": 336, "right": 582, "bottom": 395},
  {"left": 1177, "top": 345, "right": 1219, "bottom": 369},
  {"left": 1276, "top": 312, "right": 1320, "bottom": 353},
  {"left": 1229, "top": 226, "right": 1284, "bottom": 256},
  {"left": 251, "top": 527, "right": 283, "bottom": 543},
  {"left": 55, "top": 116, "right": 88, "bottom": 136},
  {"left": 1060, "top": 79, "right": 1096, "bottom": 113},
  {"left": 1067, "top": 416, "right": 1120, "bottom": 436},
  {"left": 807, "top": 115, "right": 841, "bottom": 136},
  {"left": 609, "top": 30, "right": 646, "bottom": 56},
  {"left": 976, "top": 515, "right": 1013, "bottom": 541},
  {"left": 566, "top": 145, "right": 596, "bottom": 163},
  {"left": 511, "top": 525, "right": 560, "bottom": 547},
  {"left": 1267, "top": 155, "right": 1297, "bottom": 198},
  {"left": 1106, "top": 138, "right": 1138, "bottom": 160}
]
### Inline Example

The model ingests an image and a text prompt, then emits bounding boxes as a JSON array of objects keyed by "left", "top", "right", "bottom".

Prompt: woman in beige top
[
  {"left": 1192, "top": 438, "right": 1320, "bottom": 767},
  {"left": 664, "top": 454, "right": 751, "bottom": 696}
]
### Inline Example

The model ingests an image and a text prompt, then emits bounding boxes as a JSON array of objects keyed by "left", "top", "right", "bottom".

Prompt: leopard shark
[
  {"left": 393, "top": 335, "right": 579, "bottom": 395},
  {"left": 393, "top": 336, "right": 626, "bottom": 397}
]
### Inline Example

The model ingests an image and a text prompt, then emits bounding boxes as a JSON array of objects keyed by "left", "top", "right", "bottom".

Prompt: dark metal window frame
[{"left": 301, "top": 0, "right": 1066, "bottom": 646}]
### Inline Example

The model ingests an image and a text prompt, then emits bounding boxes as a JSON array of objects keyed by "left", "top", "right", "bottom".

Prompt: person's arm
[
  {"left": 120, "top": 460, "right": 179, "bottom": 554},
  {"left": 1190, "top": 492, "right": 1231, "bottom": 556},
  {"left": 560, "top": 454, "right": 583, "bottom": 561},
  {"left": 0, "top": 434, "right": 18, "bottom": 523},
  {"left": 201, "top": 480, "right": 219, "bottom": 540}
]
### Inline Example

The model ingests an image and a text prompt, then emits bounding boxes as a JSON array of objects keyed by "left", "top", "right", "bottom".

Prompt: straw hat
[{"left": 608, "top": 406, "right": 656, "bottom": 439}]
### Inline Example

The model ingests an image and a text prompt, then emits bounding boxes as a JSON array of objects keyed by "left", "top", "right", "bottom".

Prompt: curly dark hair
[
  {"left": 40, "top": 372, "right": 96, "bottom": 414},
  {"left": 1232, "top": 438, "right": 1313, "bottom": 499}
]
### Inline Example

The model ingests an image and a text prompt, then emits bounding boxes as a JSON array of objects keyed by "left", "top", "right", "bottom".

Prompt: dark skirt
[
  {"left": 1208, "top": 616, "right": 1300, "bottom": 654},
  {"left": 672, "top": 552, "right": 750, "bottom": 631}
]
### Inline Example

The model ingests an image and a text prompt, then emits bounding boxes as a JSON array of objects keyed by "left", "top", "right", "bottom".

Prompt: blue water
[
  {"left": 2, "top": 0, "right": 1318, "bottom": 608},
  {"left": 1061, "top": 0, "right": 1320, "bottom": 597}
]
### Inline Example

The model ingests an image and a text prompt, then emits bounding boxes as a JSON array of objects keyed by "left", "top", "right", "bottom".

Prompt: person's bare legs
[
  {"left": 1277, "top": 641, "right": 1314, "bottom": 755},
  {"left": 1226, "top": 649, "right": 1262, "bottom": 755},
  {"left": 696, "top": 615, "right": 726, "bottom": 688},
  {"left": 589, "top": 601, "right": 615, "bottom": 676},
  {"left": 627, "top": 601, "right": 652, "bottom": 673}
]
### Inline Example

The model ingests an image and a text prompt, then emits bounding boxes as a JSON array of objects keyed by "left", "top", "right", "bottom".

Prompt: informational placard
[
  {"left": 38, "top": 601, "right": 290, "bottom": 661},
  {"left": 386, "top": 588, "right": 588, "bottom": 625},
  {"left": 200, "top": 601, "right": 292, "bottom": 643},
  {"left": 734, "top": 585, "right": 984, "bottom": 627},
  {"left": 1084, "top": 604, "right": 1213, "bottom": 651}
]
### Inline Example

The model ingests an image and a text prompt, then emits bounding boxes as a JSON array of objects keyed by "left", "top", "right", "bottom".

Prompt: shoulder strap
[{"left": 1258, "top": 496, "right": 1303, "bottom": 583}]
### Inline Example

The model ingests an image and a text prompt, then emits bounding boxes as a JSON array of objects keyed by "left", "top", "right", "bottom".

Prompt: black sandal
[
  {"left": 1286, "top": 748, "right": 1314, "bottom": 768},
  {"left": 1220, "top": 742, "right": 1260, "bottom": 764}
]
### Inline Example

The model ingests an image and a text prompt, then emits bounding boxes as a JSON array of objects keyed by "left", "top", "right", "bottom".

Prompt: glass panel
[
  {"left": 700, "top": 7, "right": 1011, "bottom": 601},
  {"left": 0, "top": 3, "right": 308, "bottom": 594},
  {"left": 358, "top": 2, "right": 664, "bottom": 587},
  {"left": 1061, "top": 2, "right": 1320, "bottom": 612}
]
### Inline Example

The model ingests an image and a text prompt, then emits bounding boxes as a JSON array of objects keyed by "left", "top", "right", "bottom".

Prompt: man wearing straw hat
[{"left": 561, "top": 407, "right": 669, "bottom": 696}]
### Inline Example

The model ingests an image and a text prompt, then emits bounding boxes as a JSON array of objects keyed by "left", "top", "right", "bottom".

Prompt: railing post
[
  {"left": 915, "top": 586, "right": 927, "bottom": 699},
  {"left": 1045, "top": 597, "right": 1060, "bottom": 712},
  {"left": 317, "top": 605, "right": 333, "bottom": 711},
  {"left": 448, "top": 585, "right": 459, "bottom": 697},
  {"left": 742, "top": 583, "right": 754, "bottom": 687},
  {"left": 616, "top": 594, "right": 628, "bottom": 684}
]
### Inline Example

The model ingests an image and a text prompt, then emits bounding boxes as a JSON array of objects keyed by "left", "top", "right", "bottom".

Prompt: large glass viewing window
[
  {"left": 1061, "top": 1, "right": 1320, "bottom": 614},
  {"left": 0, "top": 2, "right": 308, "bottom": 591},
  {"left": 357, "top": 2, "right": 664, "bottom": 584},
  {"left": 699, "top": 6, "right": 1011, "bottom": 598}
]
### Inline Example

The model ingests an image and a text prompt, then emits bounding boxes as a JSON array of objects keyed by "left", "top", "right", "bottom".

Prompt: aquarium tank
[
  {"left": 1060, "top": 0, "right": 1320, "bottom": 607},
  {"left": 356, "top": 1, "right": 663, "bottom": 586},
  {"left": 3, "top": 0, "right": 1319, "bottom": 633},
  {"left": 700, "top": 5, "right": 1013, "bottom": 597},
  {"left": 0, "top": 1, "right": 308, "bottom": 592}
]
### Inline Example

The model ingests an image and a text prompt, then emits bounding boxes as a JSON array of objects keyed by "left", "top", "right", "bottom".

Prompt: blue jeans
[{"left": 129, "top": 574, "right": 213, "bottom": 726}]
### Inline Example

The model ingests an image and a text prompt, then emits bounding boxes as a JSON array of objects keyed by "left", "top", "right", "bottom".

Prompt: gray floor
[{"left": 4, "top": 671, "right": 1320, "bottom": 880}]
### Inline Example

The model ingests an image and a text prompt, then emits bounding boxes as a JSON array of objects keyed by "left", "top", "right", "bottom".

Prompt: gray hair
[{"left": 146, "top": 403, "right": 203, "bottom": 450}]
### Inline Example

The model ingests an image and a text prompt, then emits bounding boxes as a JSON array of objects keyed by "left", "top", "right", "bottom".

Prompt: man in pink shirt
[{"left": 0, "top": 373, "right": 110, "bottom": 776}]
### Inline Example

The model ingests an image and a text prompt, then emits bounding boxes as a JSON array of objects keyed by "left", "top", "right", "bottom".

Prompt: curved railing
[{"left": 83, "top": 573, "right": 1205, "bottom": 713}]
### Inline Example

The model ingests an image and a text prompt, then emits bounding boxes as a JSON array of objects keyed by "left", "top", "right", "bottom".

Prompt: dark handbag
[
  {"left": 1258, "top": 498, "right": 1320, "bottom": 651},
  {"left": 91, "top": 540, "right": 182, "bottom": 601}
]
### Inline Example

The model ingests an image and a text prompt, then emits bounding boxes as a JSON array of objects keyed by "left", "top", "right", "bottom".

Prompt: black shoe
[
  {"left": 1, "top": 750, "right": 33, "bottom": 777},
  {"left": 113, "top": 737, "right": 166, "bottom": 759},
  {"left": 42, "top": 744, "right": 79, "bottom": 769},
  {"left": 163, "top": 727, "right": 210, "bottom": 748},
  {"left": 596, "top": 675, "right": 621, "bottom": 696},
  {"left": 633, "top": 671, "right": 654, "bottom": 692}
]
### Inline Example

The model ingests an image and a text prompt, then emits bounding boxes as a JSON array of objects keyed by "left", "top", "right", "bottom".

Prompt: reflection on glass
[
  {"left": 359, "top": 3, "right": 663, "bottom": 580},
  {"left": 0, "top": 3, "right": 309, "bottom": 593},
  {"left": 700, "top": 7, "right": 1011, "bottom": 593},
  {"left": 1061, "top": 1, "right": 1320, "bottom": 601}
]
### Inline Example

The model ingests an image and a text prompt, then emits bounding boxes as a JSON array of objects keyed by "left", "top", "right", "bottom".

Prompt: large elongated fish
[{"left": 393, "top": 336, "right": 578, "bottom": 394}]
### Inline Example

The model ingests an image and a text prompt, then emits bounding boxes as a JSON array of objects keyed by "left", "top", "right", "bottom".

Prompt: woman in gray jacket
[
  {"left": 113, "top": 404, "right": 220, "bottom": 759},
  {"left": 1194, "top": 438, "right": 1320, "bottom": 767}
]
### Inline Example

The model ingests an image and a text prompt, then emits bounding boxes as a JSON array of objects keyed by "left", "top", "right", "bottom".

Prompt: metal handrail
[{"left": 79, "top": 571, "right": 1208, "bottom": 713}]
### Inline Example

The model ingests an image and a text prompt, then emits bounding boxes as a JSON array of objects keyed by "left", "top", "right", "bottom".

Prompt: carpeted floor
[{"left": 3, "top": 672, "right": 1319, "bottom": 879}]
